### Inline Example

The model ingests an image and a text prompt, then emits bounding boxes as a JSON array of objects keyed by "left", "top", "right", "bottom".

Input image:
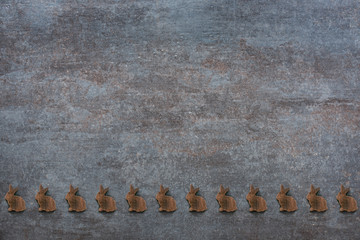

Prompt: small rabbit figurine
[
  {"left": 96, "top": 185, "right": 116, "bottom": 212},
  {"left": 126, "top": 185, "right": 147, "bottom": 212},
  {"left": 156, "top": 185, "right": 177, "bottom": 212},
  {"left": 336, "top": 185, "right": 358, "bottom": 212},
  {"left": 306, "top": 184, "right": 327, "bottom": 212},
  {"left": 186, "top": 184, "right": 207, "bottom": 212},
  {"left": 35, "top": 185, "right": 56, "bottom": 212},
  {"left": 216, "top": 185, "right": 237, "bottom": 212},
  {"left": 246, "top": 184, "right": 267, "bottom": 212},
  {"left": 276, "top": 185, "right": 298, "bottom": 212},
  {"left": 5, "top": 184, "right": 26, "bottom": 212},
  {"left": 65, "top": 184, "right": 87, "bottom": 212}
]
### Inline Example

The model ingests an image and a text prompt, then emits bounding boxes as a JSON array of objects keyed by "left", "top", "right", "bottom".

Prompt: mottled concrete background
[{"left": 1, "top": 0, "right": 360, "bottom": 239}]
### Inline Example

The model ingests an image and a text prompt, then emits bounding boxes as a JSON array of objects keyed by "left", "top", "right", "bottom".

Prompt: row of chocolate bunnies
[{"left": 5, "top": 184, "right": 358, "bottom": 213}]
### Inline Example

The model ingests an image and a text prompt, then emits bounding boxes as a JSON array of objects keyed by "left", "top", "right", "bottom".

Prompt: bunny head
[
  {"left": 306, "top": 184, "right": 320, "bottom": 201},
  {"left": 35, "top": 184, "right": 48, "bottom": 201},
  {"left": 96, "top": 185, "right": 109, "bottom": 202},
  {"left": 65, "top": 184, "right": 79, "bottom": 202},
  {"left": 276, "top": 185, "right": 290, "bottom": 200},
  {"left": 156, "top": 185, "right": 169, "bottom": 198},
  {"left": 248, "top": 184, "right": 259, "bottom": 196},
  {"left": 5, "top": 184, "right": 18, "bottom": 202},
  {"left": 336, "top": 184, "right": 349, "bottom": 201},
  {"left": 216, "top": 185, "right": 229, "bottom": 200},
  {"left": 126, "top": 185, "right": 139, "bottom": 200},
  {"left": 186, "top": 184, "right": 199, "bottom": 201}
]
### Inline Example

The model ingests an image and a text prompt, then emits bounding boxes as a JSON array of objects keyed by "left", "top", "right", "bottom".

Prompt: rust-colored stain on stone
[
  {"left": 216, "top": 185, "right": 237, "bottom": 212},
  {"left": 65, "top": 184, "right": 87, "bottom": 212},
  {"left": 35, "top": 185, "right": 56, "bottom": 212},
  {"left": 126, "top": 185, "right": 147, "bottom": 212},
  {"left": 306, "top": 184, "right": 327, "bottom": 212},
  {"left": 336, "top": 185, "right": 358, "bottom": 212},
  {"left": 246, "top": 184, "right": 267, "bottom": 212},
  {"left": 96, "top": 185, "right": 116, "bottom": 212},
  {"left": 156, "top": 185, "right": 177, "bottom": 212},
  {"left": 5, "top": 184, "right": 26, "bottom": 212},
  {"left": 276, "top": 185, "right": 298, "bottom": 212},
  {"left": 186, "top": 184, "right": 207, "bottom": 212}
]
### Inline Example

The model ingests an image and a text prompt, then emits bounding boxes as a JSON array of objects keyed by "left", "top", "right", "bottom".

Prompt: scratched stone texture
[{"left": 1, "top": 0, "right": 360, "bottom": 239}]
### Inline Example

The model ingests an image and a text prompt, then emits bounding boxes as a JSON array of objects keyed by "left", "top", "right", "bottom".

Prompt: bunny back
[
  {"left": 7, "top": 195, "right": 26, "bottom": 212},
  {"left": 157, "top": 195, "right": 176, "bottom": 211}
]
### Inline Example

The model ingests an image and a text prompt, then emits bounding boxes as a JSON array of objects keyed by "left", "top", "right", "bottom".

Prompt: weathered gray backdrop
[{"left": 1, "top": 0, "right": 359, "bottom": 239}]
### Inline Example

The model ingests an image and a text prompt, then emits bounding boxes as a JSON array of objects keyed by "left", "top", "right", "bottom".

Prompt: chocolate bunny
[
  {"left": 276, "top": 185, "right": 298, "bottom": 212},
  {"left": 156, "top": 185, "right": 177, "bottom": 212},
  {"left": 5, "top": 184, "right": 26, "bottom": 212},
  {"left": 306, "top": 184, "right": 327, "bottom": 212},
  {"left": 216, "top": 185, "right": 237, "bottom": 212},
  {"left": 126, "top": 185, "right": 147, "bottom": 212},
  {"left": 336, "top": 185, "right": 358, "bottom": 212},
  {"left": 35, "top": 185, "right": 56, "bottom": 212},
  {"left": 186, "top": 184, "right": 207, "bottom": 212},
  {"left": 96, "top": 185, "right": 117, "bottom": 212},
  {"left": 246, "top": 184, "right": 267, "bottom": 212},
  {"left": 65, "top": 184, "right": 87, "bottom": 212}
]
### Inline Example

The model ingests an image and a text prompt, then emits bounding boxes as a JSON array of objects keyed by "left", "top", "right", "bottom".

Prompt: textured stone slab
[{"left": 1, "top": 0, "right": 360, "bottom": 239}]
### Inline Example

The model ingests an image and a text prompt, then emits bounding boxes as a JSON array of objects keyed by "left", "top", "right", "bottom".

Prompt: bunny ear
[
  {"left": 340, "top": 184, "right": 345, "bottom": 193},
  {"left": 74, "top": 187, "right": 79, "bottom": 193},
  {"left": 130, "top": 184, "right": 134, "bottom": 192},
  {"left": 284, "top": 188, "right": 290, "bottom": 194},
  {"left": 44, "top": 187, "right": 49, "bottom": 193},
  {"left": 254, "top": 188, "right": 259, "bottom": 194},
  {"left": 280, "top": 184, "right": 284, "bottom": 191},
  {"left": 310, "top": 184, "right": 315, "bottom": 192},
  {"left": 190, "top": 184, "right": 194, "bottom": 192},
  {"left": 99, "top": 185, "right": 104, "bottom": 193},
  {"left": 194, "top": 187, "right": 199, "bottom": 193},
  {"left": 224, "top": 187, "right": 230, "bottom": 194},
  {"left": 134, "top": 188, "right": 139, "bottom": 194},
  {"left": 69, "top": 184, "right": 74, "bottom": 192},
  {"left": 9, "top": 185, "right": 18, "bottom": 194},
  {"left": 315, "top": 187, "right": 320, "bottom": 194},
  {"left": 104, "top": 187, "right": 109, "bottom": 194},
  {"left": 344, "top": 187, "right": 350, "bottom": 194},
  {"left": 39, "top": 184, "right": 44, "bottom": 192},
  {"left": 250, "top": 184, "right": 254, "bottom": 191},
  {"left": 160, "top": 185, "right": 169, "bottom": 193},
  {"left": 220, "top": 185, "right": 224, "bottom": 192}
]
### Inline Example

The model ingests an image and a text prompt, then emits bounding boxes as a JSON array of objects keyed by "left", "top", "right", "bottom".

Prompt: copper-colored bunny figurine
[
  {"left": 35, "top": 184, "right": 56, "bottom": 212},
  {"left": 5, "top": 184, "right": 26, "bottom": 212},
  {"left": 276, "top": 185, "right": 298, "bottom": 212},
  {"left": 246, "top": 184, "right": 267, "bottom": 212},
  {"left": 96, "top": 185, "right": 117, "bottom": 212},
  {"left": 216, "top": 185, "right": 237, "bottom": 212},
  {"left": 336, "top": 185, "right": 358, "bottom": 212},
  {"left": 126, "top": 185, "right": 147, "bottom": 212},
  {"left": 186, "top": 184, "right": 207, "bottom": 212},
  {"left": 156, "top": 185, "right": 177, "bottom": 212},
  {"left": 65, "top": 184, "right": 87, "bottom": 212},
  {"left": 306, "top": 184, "right": 327, "bottom": 212}
]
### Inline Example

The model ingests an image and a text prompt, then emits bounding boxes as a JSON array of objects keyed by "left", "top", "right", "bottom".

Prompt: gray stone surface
[{"left": 1, "top": 0, "right": 360, "bottom": 239}]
